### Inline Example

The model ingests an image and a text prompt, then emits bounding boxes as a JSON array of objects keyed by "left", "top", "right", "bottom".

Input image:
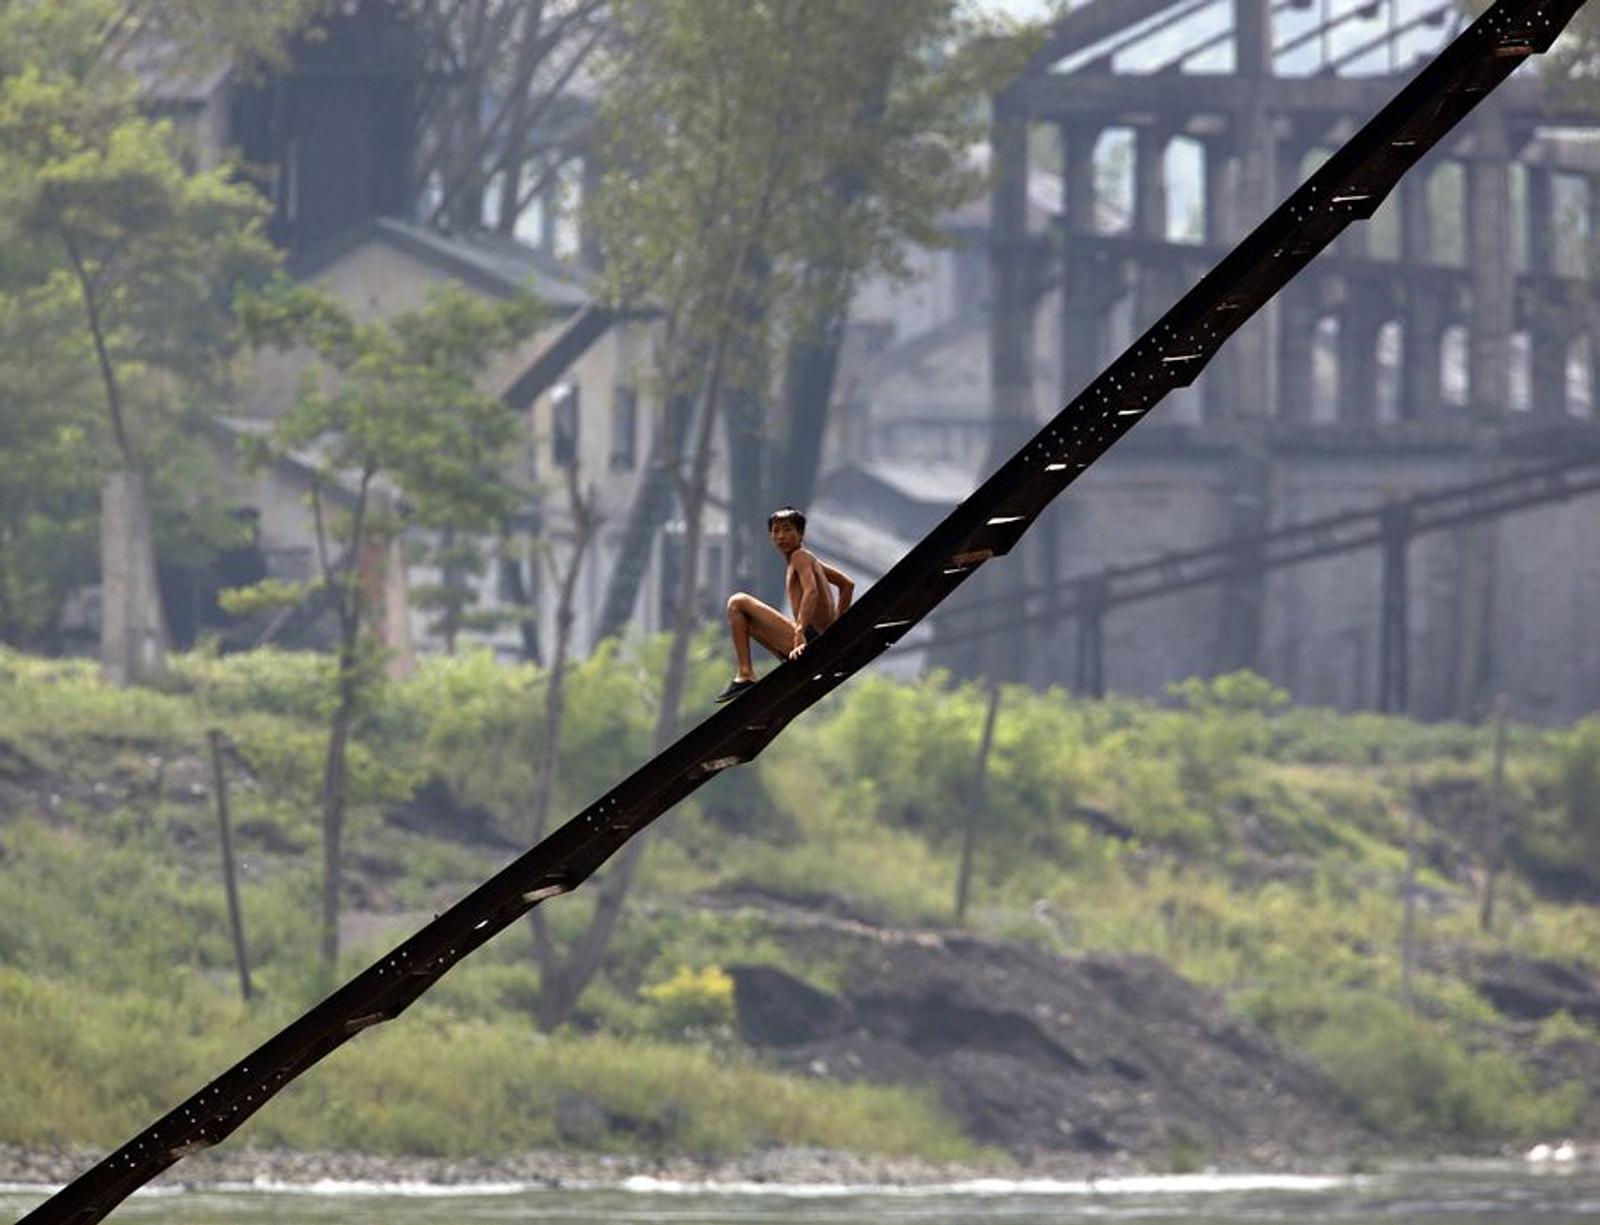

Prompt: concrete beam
[
  {"left": 1022, "top": 0, "right": 1203, "bottom": 77},
  {"left": 1011, "top": 73, "right": 1584, "bottom": 126}
]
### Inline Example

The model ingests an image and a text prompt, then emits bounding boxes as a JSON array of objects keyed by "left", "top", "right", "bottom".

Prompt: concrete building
[
  {"left": 224, "top": 217, "right": 714, "bottom": 662},
  {"left": 829, "top": 0, "right": 1600, "bottom": 722}
]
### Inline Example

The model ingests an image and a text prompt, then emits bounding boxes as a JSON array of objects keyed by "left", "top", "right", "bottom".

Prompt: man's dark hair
[{"left": 767, "top": 506, "right": 806, "bottom": 536}]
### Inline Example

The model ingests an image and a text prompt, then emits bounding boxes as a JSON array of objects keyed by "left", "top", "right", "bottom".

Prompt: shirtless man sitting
[{"left": 716, "top": 507, "right": 854, "bottom": 703}]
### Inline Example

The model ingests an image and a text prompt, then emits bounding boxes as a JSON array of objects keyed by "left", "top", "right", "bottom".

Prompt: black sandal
[{"left": 714, "top": 678, "right": 757, "bottom": 704}]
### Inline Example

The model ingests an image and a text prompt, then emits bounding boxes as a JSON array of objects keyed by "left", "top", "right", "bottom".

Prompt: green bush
[
  {"left": 639, "top": 964, "right": 735, "bottom": 1040},
  {"left": 1244, "top": 987, "right": 1584, "bottom": 1141},
  {"left": 171, "top": 648, "right": 337, "bottom": 721},
  {"left": 1557, "top": 716, "right": 1600, "bottom": 850}
]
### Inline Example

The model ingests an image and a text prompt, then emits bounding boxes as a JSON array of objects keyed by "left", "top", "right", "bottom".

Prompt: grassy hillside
[{"left": 1, "top": 642, "right": 1597, "bottom": 1158}]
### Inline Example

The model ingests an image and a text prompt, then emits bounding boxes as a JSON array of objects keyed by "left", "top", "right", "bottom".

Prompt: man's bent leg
[{"left": 726, "top": 593, "right": 796, "bottom": 678}]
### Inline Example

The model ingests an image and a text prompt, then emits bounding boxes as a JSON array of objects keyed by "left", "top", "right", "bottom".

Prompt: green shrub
[
  {"left": 639, "top": 964, "right": 735, "bottom": 1040},
  {"left": 1244, "top": 987, "right": 1584, "bottom": 1141},
  {"left": 1557, "top": 716, "right": 1600, "bottom": 850},
  {"left": 171, "top": 648, "right": 336, "bottom": 721}
]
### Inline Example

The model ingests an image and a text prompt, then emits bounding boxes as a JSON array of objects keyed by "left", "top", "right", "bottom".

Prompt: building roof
[
  {"left": 804, "top": 499, "right": 913, "bottom": 578},
  {"left": 201, "top": 416, "right": 368, "bottom": 509},
  {"left": 839, "top": 458, "right": 982, "bottom": 505},
  {"left": 290, "top": 217, "right": 594, "bottom": 313}
]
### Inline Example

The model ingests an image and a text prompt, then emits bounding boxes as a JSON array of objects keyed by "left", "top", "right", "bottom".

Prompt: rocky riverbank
[{"left": 0, "top": 1143, "right": 1143, "bottom": 1192}]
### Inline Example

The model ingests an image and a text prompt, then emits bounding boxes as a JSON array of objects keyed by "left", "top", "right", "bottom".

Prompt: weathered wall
[{"left": 1025, "top": 427, "right": 1600, "bottom": 723}]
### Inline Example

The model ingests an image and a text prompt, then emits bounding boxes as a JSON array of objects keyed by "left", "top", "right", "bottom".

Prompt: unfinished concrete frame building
[{"left": 974, "top": 0, "right": 1600, "bottom": 722}]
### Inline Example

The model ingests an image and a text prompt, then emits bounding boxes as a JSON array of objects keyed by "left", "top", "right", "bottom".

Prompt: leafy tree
[
  {"left": 0, "top": 57, "right": 276, "bottom": 680},
  {"left": 236, "top": 279, "right": 542, "bottom": 965},
  {"left": 0, "top": 0, "right": 315, "bottom": 673},
  {"left": 0, "top": 268, "right": 100, "bottom": 648},
  {"left": 517, "top": 0, "right": 1034, "bottom": 1031},
  {"left": 408, "top": 529, "right": 510, "bottom": 654},
  {"left": 592, "top": 0, "right": 1031, "bottom": 635}
]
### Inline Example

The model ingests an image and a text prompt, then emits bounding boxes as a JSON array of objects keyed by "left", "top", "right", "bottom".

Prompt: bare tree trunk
[
  {"left": 314, "top": 472, "right": 373, "bottom": 966},
  {"left": 64, "top": 229, "right": 170, "bottom": 685},
  {"left": 762, "top": 298, "right": 847, "bottom": 600},
  {"left": 776, "top": 299, "right": 845, "bottom": 507},
  {"left": 592, "top": 308, "right": 691, "bottom": 648},
  {"left": 530, "top": 73, "right": 789, "bottom": 1030},
  {"left": 320, "top": 632, "right": 358, "bottom": 966},
  {"left": 591, "top": 387, "right": 693, "bottom": 646},
  {"left": 527, "top": 468, "right": 601, "bottom": 998},
  {"left": 534, "top": 319, "right": 734, "bottom": 1032}
]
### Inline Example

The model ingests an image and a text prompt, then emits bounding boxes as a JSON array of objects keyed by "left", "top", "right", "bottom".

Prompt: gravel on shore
[{"left": 0, "top": 1144, "right": 1149, "bottom": 1192}]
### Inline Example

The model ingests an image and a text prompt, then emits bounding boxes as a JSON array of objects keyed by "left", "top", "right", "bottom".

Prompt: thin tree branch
[{"left": 61, "top": 231, "right": 134, "bottom": 467}]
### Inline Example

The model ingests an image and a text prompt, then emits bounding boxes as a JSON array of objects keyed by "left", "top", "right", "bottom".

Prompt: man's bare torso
[{"left": 786, "top": 548, "right": 835, "bottom": 631}]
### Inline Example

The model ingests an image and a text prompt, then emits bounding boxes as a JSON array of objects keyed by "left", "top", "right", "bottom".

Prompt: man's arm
[{"left": 820, "top": 559, "right": 853, "bottom": 616}]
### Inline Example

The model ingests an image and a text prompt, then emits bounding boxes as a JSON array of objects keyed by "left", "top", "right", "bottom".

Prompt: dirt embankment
[{"left": 710, "top": 892, "right": 1371, "bottom": 1167}]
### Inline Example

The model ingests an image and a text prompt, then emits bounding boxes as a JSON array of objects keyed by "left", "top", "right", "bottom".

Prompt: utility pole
[
  {"left": 207, "top": 730, "right": 254, "bottom": 1003},
  {"left": 1379, "top": 502, "right": 1412, "bottom": 715},
  {"left": 1479, "top": 694, "right": 1509, "bottom": 933},
  {"left": 1401, "top": 775, "right": 1420, "bottom": 1011},
  {"left": 956, "top": 682, "right": 1003, "bottom": 923}
]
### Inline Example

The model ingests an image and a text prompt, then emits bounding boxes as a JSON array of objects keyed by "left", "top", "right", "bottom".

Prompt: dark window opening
[
  {"left": 552, "top": 382, "right": 579, "bottom": 468},
  {"left": 610, "top": 385, "right": 638, "bottom": 470}
]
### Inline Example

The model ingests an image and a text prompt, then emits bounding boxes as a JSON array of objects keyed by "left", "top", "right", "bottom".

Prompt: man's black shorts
[{"left": 802, "top": 624, "right": 821, "bottom": 646}]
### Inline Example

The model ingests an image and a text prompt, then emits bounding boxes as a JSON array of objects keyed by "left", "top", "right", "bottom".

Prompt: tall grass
[{"left": 2, "top": 645, "right": 1595, "bottom": 1153}]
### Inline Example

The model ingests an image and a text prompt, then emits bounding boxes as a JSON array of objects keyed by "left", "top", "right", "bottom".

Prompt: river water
[{"left": 4, "top": 1166, "right": 1599, "bottom": 1224}]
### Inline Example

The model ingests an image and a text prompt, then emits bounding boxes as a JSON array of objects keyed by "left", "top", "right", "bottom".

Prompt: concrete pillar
[
  {"left": 1133, "top": 126, "right": 1173, "bottom": 335},
  {"left": 100, "top": 469, "right": 169, "bottom": 686},
  {"left": 1201, "top": 138, "right": 1235, "bottom": 420},
  {"left": 1274, "top": 134, "right": 1317, "bottom": 422},
  {"left": 1059, "top": 121, "right": 1103, "bottom": 404},
  {"left": 1233, "top": 0, "right": 1272, "bottom": 78},
  {"left": 1214, "top": 450, "right": 1270, "bottom": 677},
  {"left": 1277, "top": 277, "right": 1318, "bottom": 422},
  {"left": 1337, "top": 280, "right": 1386, "bottom": 423},
  {"left": 1222, "top": 101, "right": 1278, "bottom": 417},
  {"left": 1526, "top": 165, "right": 1554, "bottom": 277},
  {"left": 1524, "top": 167, "right": 1568, "bottom": 419},
  {"left": 1202, "top": 136, "right": 1230, "bottom": 246},
  {"left": 1399, "top": 172, "right": 1443, "bottom": 418},
  {"left": 983, "top": 95, "right": 1037, "bottom": 684},
  {"left": 1134, "top": 126, "right": 1169, "bottom": 240},
  {"left": 1401, "top": 168, "right": 1433, "bottom": 264},
  {"left": 1467, "top": 106, "right": 1515, "bottom": 417},
  {"left": 1530, "top": 318, "right": 1569, "bottom": 419},
  {"left": 357, "top": 516, "right": 415, "bottom": 678},
  {"left": 987, "top": 98, "right": 1036, "bottom": 471}
]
